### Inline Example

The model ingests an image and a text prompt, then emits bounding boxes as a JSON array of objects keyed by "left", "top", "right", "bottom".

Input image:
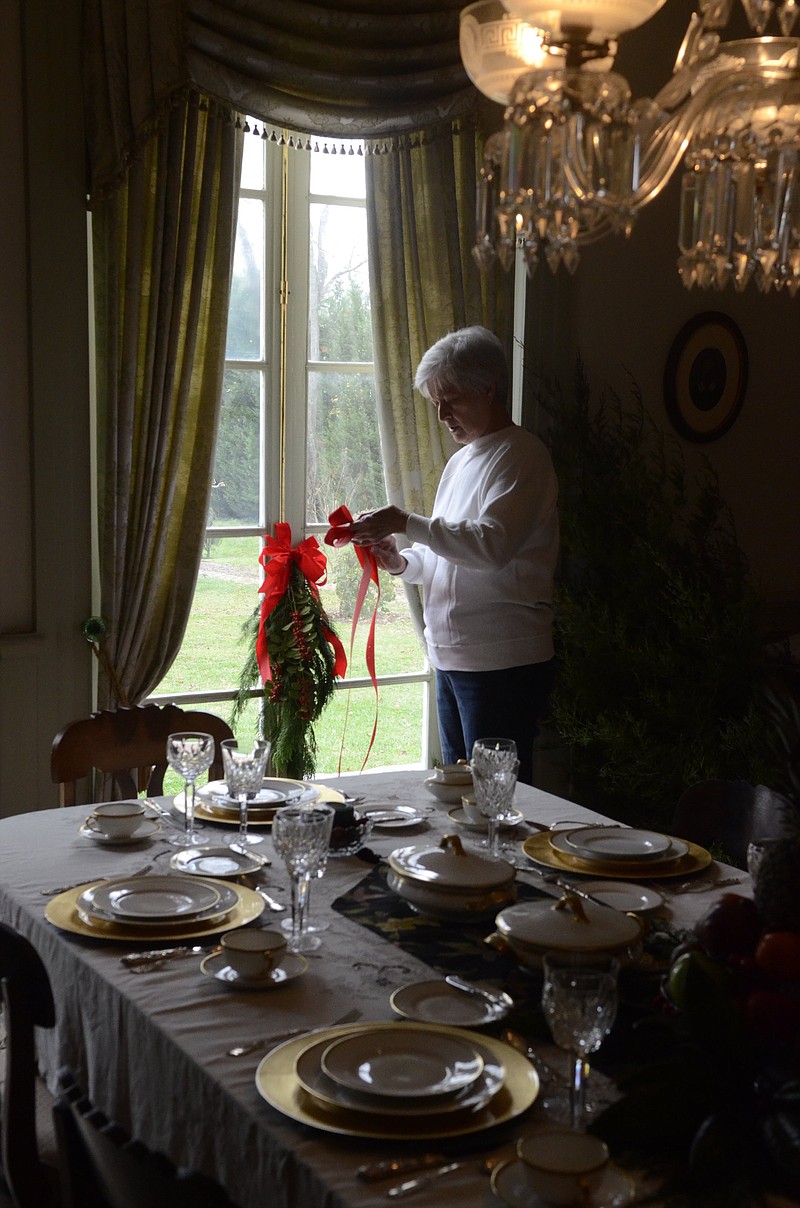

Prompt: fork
[
  {"left": 227, "top": 1007, "right": 362, "bottom": 1057},
  {"left": 40, "top": 860, "right": 155, "bottom": 895}
]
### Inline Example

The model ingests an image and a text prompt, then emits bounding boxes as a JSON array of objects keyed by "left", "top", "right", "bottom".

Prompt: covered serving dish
[
  {"left": 489, "top": 891, "right": 645, "bottom": 968},
  {"left": 387, "top": 833, "right": 516, "bottom": 920}
]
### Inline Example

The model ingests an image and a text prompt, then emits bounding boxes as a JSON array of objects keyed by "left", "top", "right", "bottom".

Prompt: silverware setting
[
  {"left": 501, "top": 1028, "right": 561, "bottom": 1084},
  {"left": 385, "top": 1155, "right": 499, "bottom": 1198},
  {"left": 144, "top": 799, "right": 202, "bottom": 831},
  {"left": 254, "top": 887, "right": 286, "bottom": 912},
  {"left": 649, "top": 875, "right": 744, "bottom": 896},
  {"left": 227, "top": 1006, "right": 361, "bottom": 1058},
  {"left": 357, "top": 1154, "right": 448, "bottom": 1183},
  {"left": 121, "top": 944, "right": 208, "bottom": 971}
]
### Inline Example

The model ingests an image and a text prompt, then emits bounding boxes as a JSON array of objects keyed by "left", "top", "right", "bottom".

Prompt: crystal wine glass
[
  {"left": 541, "top": 955, "right": 619, "bottom": 1130},
  {"left": 281, "top": 835, "right": 330, "bottom": 938},
  {"left": 166, "top": 732, "right": 215, "bottom": 848},
  {"left": 220, "top": 738, "right": 271, "bottom": 852},
  {"left": 472, "top": 737, "right": 520, "bottom": 858},
  {"left": 272, "top": 804, "right": 334, "bottom": 953}
]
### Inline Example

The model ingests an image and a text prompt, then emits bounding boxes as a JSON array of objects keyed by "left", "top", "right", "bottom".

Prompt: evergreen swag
[
  {"left": 232, "top": 543, "right": 342, "bottom": 780},
  {"left": 536, "top": 360, "right": 777, "bottom": 833}
]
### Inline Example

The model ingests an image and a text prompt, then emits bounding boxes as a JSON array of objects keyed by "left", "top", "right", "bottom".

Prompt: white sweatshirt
[{"left": 399, "top": 425, "right": 559, "bottom": 672}]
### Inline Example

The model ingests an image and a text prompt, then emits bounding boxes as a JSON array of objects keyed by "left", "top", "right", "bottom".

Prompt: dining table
[{"left": 0, "top": 770, "right": 751, "bottom": 1208}]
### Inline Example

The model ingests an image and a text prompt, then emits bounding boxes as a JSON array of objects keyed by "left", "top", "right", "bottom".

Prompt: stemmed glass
[
  {"left": 281, "top": 840, "right": 330, "bottom": 939},
  {"left": 166, "top": 732, "right": 215, "bottom": 848},
  {"left": 272, "top": 804, "right": 334, "bottom": 953},
  {"left": 541, "top": 955, "right": 619, "bottom": 1130},
  {"left": 220, "top": 739, "right": 271, "bottom": 852},
  {"left": 471, "top": 737, "right": 520, "bottom": 858}
]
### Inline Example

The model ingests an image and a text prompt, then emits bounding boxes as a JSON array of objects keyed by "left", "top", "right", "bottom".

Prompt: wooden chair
[
  {"left": 53, "top": 1068, "right": 236, "bottom": 1208},
  {"left": 671, "top": 779, "right": 799, "bottom": 869},
  {"left": 0, "top": 922, "right": 60, "bottom": 1208},
  {"left": 50, "top": 704, "right": 234, "bottom": 806}
]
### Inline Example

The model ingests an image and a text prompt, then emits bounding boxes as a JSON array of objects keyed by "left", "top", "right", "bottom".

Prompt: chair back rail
[{"left": 50, "top": 704, "right": 234, "bottom": 806}]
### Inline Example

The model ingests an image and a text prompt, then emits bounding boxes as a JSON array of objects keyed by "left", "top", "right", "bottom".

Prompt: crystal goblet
[
  {"left": 220, "top": 739, "right": 271, "bottom": 852},
  {"left": 541, "top": 955, "right": 619, "bottom": 1130},
  {"left": 472, "top": 738, "right": 520, "bottom": 858},
  {"left": 272, "top": 804, "right": 334, "bottom": 953},
  {"left": 166, "top": 732, "right": 215, "bottom": 848}
]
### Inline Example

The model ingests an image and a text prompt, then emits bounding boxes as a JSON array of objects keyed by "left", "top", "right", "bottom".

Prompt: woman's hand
[
  {"left": 368, "top": 536, "right": 407, "bottom": 575},
  {"left": 349, "top": 505, "right": 409, "bottom": 546}
]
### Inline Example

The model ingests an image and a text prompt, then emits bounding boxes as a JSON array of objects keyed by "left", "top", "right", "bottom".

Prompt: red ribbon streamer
[
  {"left": 324, "top": 506, "right": 381, "bottom": 771},
  {"left": 256, "top": 523, "right": 347, "bottom": 684}
]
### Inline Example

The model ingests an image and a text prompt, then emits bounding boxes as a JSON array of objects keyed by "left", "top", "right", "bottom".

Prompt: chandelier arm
[{"left": 563, "top": 63, "right": 800, "bottom": 213}]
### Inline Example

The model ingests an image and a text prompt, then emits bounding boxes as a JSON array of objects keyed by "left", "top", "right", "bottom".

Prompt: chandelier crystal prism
[{"left": 460, "top": 0, "right": 800, "bottom": 293}]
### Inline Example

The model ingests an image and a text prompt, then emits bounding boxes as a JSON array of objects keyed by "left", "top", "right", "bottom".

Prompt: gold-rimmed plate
[
  {"left": 296, "top": 1031, "right": 503, "bottom": 1117},
  {"left": 45, "top": 879, "right": 264, "bottom": 940},
  {"left": 255, "top": 1022, "right": 539, "bottom": 1140},
  {"left": 175, "top": 779, "right": 345, "bottom": 825},
  {"left": 523, "top": 831, "right": 712, "bottom": 880}
]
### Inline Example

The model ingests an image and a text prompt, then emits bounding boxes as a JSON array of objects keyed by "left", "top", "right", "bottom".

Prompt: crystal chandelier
[{"left": 460, "top": 0, "right": 800, "bottom": 293}]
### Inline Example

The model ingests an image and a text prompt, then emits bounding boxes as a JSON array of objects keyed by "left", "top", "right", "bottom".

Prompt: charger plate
[
  {"left": 255, "top": 1022, "right": 539, "bottom": 1140},
  {"left": 523, "top": 831, "right": 711, "bottom": 880},
  {"left": 45, "top": 880, "right": 264, "bottom": 941},
  {"left": 175, "top": 779, "right": 345, "bottom": 825}
]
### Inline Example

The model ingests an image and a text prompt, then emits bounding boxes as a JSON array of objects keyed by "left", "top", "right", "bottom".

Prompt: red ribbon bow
[
  {"left": 256, "top": 523, "right": 347, "bottom": 684},
  {"left": 324, "top": 506, "right": 381, "bottom": 771}
]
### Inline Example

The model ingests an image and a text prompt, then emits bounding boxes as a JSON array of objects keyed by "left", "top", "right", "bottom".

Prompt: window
[{"left": 150, "top": 132, "right": 433, "bottom": 773}]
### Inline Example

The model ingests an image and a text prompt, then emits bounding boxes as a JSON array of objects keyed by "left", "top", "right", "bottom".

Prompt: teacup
[
  {"left": 91, "top": 801, "right": 146, "bottom": 839},
  {"left": 461, "top": 795, "right": 485, "bottom": 825},
  {"left": 517, "top": 1131, "right": 609, "bottom": 1205},
  {"left": 220, "top": 928, "right": 287, "bottom": 979}
]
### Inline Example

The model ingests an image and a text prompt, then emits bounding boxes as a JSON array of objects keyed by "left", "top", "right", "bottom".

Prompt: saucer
[
  {"left": 492, "top": 1159, "right": 635, "bottom": 1208},
  {"left": 79, "top": 817, "right": 160, "bottom": 846},
  {"left": 200, "top": 949, "right": 307, "bottom": 990},
  {"left": 579, "top": 880, "right": 664, "bottom": 913},
  {"left": 447, "top": 807, "right": 523, "bottom": 833},
  {"left": 390, "top": 978, "right": 510, "bottom": 1027}
]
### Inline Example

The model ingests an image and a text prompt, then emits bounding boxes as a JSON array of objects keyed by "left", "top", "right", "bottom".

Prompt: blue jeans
[{"left": 435, "top": 660, "right": 556, "bottom": 786}]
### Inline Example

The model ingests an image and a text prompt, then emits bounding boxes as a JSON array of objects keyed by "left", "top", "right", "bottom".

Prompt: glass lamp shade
[
  {"left": 501, "top": 0, "right": 667, "bottom": 44},
  {"left": 460, "top": 0, "right": 558, "bottom": 104}
]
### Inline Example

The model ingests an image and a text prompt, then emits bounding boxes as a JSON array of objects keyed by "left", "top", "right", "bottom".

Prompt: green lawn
[{"left": 155, "top": 534, "right": 430, "bottom": 776}]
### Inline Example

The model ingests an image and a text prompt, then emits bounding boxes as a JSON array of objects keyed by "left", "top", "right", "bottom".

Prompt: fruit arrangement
[{"left": 593, "top": 834, "right": 800, "bottom": 1204}]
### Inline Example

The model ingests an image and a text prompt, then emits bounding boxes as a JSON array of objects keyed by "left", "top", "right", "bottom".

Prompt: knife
[
  {"left": 444, "top": 974, "right": 513, "bottom": 1010},
  {"left": 120, "top": 945, "right": 207, "bottom": 968},
  {"left": 386, "top": 1161, "right": 463, "bottom": 1198},
  {"left": 356, "top": 1154, "right": 448, "bottom": 1183}
]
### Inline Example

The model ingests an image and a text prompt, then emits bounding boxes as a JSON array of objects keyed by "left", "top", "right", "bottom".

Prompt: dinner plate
[
  {"left": 199, "top": 778, "right": 320, "bottom": 807},
  {"left": 296, "top": 1032, "right": 503, "bottom": 1117},
  {"left": 200, "top": 950, "right": 307, "bottom": 990},
  {"left": 169, "top": 846, "right": 266, "bottom": 879},
  {"left": 561, "top": 825, "right": 672, "bottom": 862},
  {"left": 447, "top": 806, "right": 524, "bottom": 833},
  {"left": 320, "top": 1028, "right": 484, "bottom": 1098},
  {"left": 78, "top": 817, "right": 160, "bottom": 845},
  {"left": 90, "top": 875, "right": 222, "bottom": 920},
  {"left": 255, "top": 1022, "right": 539, "bottom": 1140},
  {"left": 45, "top": 880, "right": 264, "bottom": 940},
  {"left": 491, "top": 1159, "right": 635, "bottom": 1208},
  {"left": 390, "top": 979, "right": 510, "bottom": 1027},
  {"left": 176, "top": 779, "right": 344, "bottom": 824},
  {"left": 548, "top": 829, "right": 688, "bottom": 869},
  {"left": 529, "top": 831, "right": 705, "bottom": 879},
  {"left": 358, "top": 804, "right": 428, "bottom": 830},
  {"left": 78, "top": 879, "right": 239, "bottom": 928},
  {"left": 579, "top": 881, "right": 664, "bottom": 913}
]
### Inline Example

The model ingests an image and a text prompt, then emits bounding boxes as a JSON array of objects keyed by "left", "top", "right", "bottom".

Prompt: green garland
[{"left": 232, "top": 562, "right": 340, "bottom": 779}]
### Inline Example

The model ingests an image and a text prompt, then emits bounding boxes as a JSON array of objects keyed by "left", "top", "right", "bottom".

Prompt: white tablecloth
[{"left": 0, "top": 772, "right": 748, "bottom": 1208}]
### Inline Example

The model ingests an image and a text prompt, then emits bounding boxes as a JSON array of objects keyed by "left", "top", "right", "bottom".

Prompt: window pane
[
  {"left": 310, "top": 141, "right": 365, "bottom": 199},
  {"left": 212, "top": 369, "right": 261, "bottom": 527},
  {"left": 306, "top": 371, "right": 385, "bottom": 522},
  {"left": 155, "top": 537, "right": 264, "bottom": 695},
  {"left": 309, "top": 203, "right": 372, "bottom": 361},
  {"left": 226, "top": 198, "right": 264, "bottom": 360},
  {"left": 240, "top": 131, "right": 264, "bottom": 190},
  {"left": 314, "top": 685, "right": 425, "bottom": 774}
]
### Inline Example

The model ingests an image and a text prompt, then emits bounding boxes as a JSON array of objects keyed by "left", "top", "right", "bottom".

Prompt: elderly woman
[{"left": 349, "top": 325, "right": 559, "bottom": 785}]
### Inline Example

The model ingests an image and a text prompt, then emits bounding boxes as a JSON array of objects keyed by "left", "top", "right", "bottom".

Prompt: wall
[
  {"left": 0, "top": 0, "right": 93, "bottom": 815},
  {"left": 522, "top": 0, "right": 800, "bottom": 627}
]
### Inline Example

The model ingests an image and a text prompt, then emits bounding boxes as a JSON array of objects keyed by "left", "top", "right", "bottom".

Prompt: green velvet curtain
[
  {"left": 365, "top": 121, "right": 513, "bottom": 635},
  {"left": 92, "top": 98, "right": 242, "bottom": 706}
]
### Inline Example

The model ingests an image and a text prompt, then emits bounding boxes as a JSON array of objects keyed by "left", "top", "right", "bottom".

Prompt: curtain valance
[{"left": 83, "top": 0, "right": 479, "bottom": 200}]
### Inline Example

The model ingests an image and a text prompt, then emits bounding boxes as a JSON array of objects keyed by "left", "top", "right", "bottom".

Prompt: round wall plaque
[{"left": 663, "top": 312, "right": 748, "bottom": 442}]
